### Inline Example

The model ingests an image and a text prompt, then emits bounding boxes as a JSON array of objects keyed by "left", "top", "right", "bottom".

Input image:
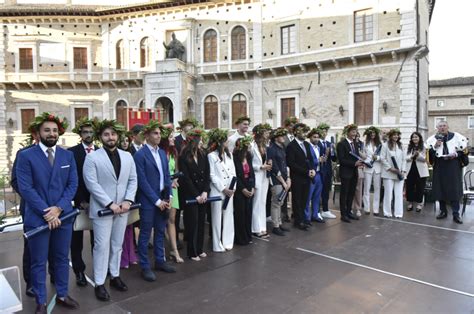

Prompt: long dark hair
[
  {"left": 233, "top": 139, "right": 250, "bottom": 163},
  {"left": 407, "top": 132, "right": 424, "bottom": 154},
  {"left": 209, "top": 139, "right": 231, "bottom": 161},
  {"left": 365, "top": 131, "right": 381, "bottom": 147},
  {"left": 254, "top": 132, "right": 268, "bottom": 157},
  {"left": 388, "top": 133, "right": 402, "bottom": 150},
  {"left": 182, "top": 136, "right": 204, "bottom": 162},
  {"left": 159, "top": 136, "right": 178, "bottom": 162}
]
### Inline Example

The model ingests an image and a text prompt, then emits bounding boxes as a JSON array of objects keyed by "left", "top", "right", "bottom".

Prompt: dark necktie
[
  {"left": 86, "top": 147, "right": 93, "bottom": 154},
  {"left": 350, "top": 142, "right": 355, "bottom": 154},
  {"left": 442, "top": 137, "right": 449, "bottom": 155},
  {"left": 47, "top": 148, "right": 54, "bottom": 166}
]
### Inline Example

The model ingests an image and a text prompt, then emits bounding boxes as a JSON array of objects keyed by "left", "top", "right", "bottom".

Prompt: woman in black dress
[
  {"left": 178, "top": 129, "right": 211, "bottom": 261},
  {"left": 233, "top": 136, "right": 255, "bottom": 245}
]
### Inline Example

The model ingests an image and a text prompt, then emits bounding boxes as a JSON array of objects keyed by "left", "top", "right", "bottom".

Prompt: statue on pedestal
[{"left": 163, "top": 32, "right": 185, "bottom": 62}]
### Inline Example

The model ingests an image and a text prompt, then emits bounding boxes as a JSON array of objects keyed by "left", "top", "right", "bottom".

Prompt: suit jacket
[
  {"left": 178, "top": 151, "right": 211, "bottom": 201},
  {"left": 336, "top": 139, "right": 358, "bottom": 179},
  {"left": 133, "top": 145, "right": 172, "bottom": 210},
  {"left": 405, "top": 147, "right": 429, "bottom": 178},
  {"left": 208, "top": 151, "right": 237, "bottom": 197},
  {"left": 233, "top": 152, "right": 255, "bottom": 192},
  {"left": 286, "top": 139, "right": 314, "bottom": 181},
  {"left": 318, "top": 139, "right": 337, "bottom": 176},
  {"left": 381, "top": 143, "right": 407, "bottom": 180},
  {"left": 11, "top": 144, "right": 35, "bottom": 216},
  {"left": 68, "top": 143, "right": 99, "bottom": 208},
  {"left": 175, "top": 134, "right": 186, "bottom": 156},
  {"left": 83, "top": 148, "right": 137, "bottom": 218},
  {"left": 16, "top": 145, "right": 78, "bottom": 228}
]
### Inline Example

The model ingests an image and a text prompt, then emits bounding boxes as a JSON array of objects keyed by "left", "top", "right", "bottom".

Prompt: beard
[
  {"left": 102, "top": 139, "right": 117, "bottom": 150},
  {"left": 82, "top": 136, "right": 93, "bottom": 145},
  {"left": 40, "top": 135, "right": 58, "bottom": 147}
]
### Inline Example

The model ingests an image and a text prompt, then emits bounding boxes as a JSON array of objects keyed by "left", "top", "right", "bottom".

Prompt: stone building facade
[
  {"left": 0, "top": 0, "right": 434, "bottom": 171},
  {"left": 428, "top": 77, "right": 474, "bottom": 151}
]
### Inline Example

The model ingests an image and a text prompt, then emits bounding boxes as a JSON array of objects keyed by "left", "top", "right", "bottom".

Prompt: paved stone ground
[{"left": 1, "top": 201, "right": 473, "bottom": 313}]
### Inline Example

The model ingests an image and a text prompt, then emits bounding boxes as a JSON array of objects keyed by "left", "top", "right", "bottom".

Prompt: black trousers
[
  {"left": 339, "top": 174, "right": 358, "bottom": 217},
  {"left": 291, "top": 178, "right": 310, "bottom": 225},
  {"left": 234, "top": 194, "right": 253, "bottom": 245},
  {"left": 183, "top": 204, "right": 206, "bottom": 258},
  {"left": 321, "top": 171, "right": 332, "bottom": 212},
  {"left": 70, "top": 229, "right": 94, "bottom": 274},
  {"left": 405, "top": 164, "right": 426, "bottom": 203}
]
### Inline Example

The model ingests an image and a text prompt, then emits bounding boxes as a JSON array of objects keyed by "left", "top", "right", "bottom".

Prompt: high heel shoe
[{"left": 170, "top": 251, "right": 184, "bottom": 263}]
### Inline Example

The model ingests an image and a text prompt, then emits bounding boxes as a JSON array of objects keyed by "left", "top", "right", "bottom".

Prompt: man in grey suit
[{"left": 83, "top": 120, "right": 137, "bottom": 301}]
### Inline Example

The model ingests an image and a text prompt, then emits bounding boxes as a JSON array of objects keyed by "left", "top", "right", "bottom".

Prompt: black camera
[{"left": 434, "top": 133, "right": 444, "bottom": 141}]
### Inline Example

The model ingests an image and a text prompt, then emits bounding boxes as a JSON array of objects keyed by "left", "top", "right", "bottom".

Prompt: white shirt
[
  {"left": 146, "top": 144, "right": 165, "bottom": 206},
  {"left": 311, "top": 143, "right": 320, "bottom": 172},
  {"left": 133, "top": 143, "right": 142, "bottom": 152},
  {"left": 39, "top": 142, "right": 56, "bottom": 159},
  {"left": 82, "top": 142, "right": 94, "bottom": 153}
]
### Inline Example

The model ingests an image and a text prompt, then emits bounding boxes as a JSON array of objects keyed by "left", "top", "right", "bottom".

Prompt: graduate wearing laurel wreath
[
  {"left": 208, "top": 128, "right": 237, "bottom": 252},
  {"left": 427, "top": 120, "right": 469, "bottom": 224},
  {"left": 83, "top": 119, "right": 137, "bottom": 301},
  {"left": 16, "top": 112, "right": 79, "bottom": 313},
  {"left": 362, "top": 126, "right": 382, "bottom": 216}
]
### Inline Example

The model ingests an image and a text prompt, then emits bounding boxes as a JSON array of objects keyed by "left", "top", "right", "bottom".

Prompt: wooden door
[
  {"left": 21, "top": 109, "right": 35, "bottom": 133},
  {"left": 204, "top": 101, "right": 218, "bottom": 129},
  {"left": 74, "top": 107, "right": 89, "bottom": 122},
  {"left": 354, "top": 91, "right": 373, "bottom": 126},
  {"left": 280, "top": 97, "right": 295, "bottom": 126}
]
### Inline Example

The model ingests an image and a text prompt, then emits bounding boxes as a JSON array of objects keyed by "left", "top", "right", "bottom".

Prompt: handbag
[
  {"left": 459, "top": 151, "right": 469, "bottom": 168},
  {"left": 127, "top": 208, "right": 140, "bottom": 225},
  {"left": 73, "top": 209, "right": 93, "bottom": 231}
]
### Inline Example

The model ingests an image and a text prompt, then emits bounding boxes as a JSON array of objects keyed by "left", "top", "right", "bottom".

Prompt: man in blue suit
[
  {"left": 134, "top": 120, "right": 174, "bottom": 282},
  {"left": 317, "top": 123, "right": 338, "bottom": 219},
  {"left": 16, "top": 112, "right": 79, "bottom": 313},
  {"left": 305, "top": 128, "right": 324, "bottom": 224}
]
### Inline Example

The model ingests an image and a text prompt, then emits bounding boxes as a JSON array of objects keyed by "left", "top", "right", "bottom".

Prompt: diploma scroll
[
  {"left": 349, "top": 151, "right": 373, "bottom": 168},
  {"left": 24, "top": 209, "right": 80, "bottom": 239},
  {"left": 390, "top": 156, "right": 404, "bottom": 181},
  {"left": 222, "top": 177, "right": 237, "bottom": 210},
  {"left": 185, "top": 196, "right": 222, "bottom": 205},
  {"left": 98, "top": 203, "right": 141, "bottom": 217}
]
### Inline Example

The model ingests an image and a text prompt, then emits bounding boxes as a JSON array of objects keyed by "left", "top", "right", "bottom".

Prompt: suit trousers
[
  {"left": 383, "top": 178, "right": 404, "bottom": 218},
  {"left": 211, "top": 196, "right": 235, "bottom": 252},
  {"left": 27, "top": 222, "right": 73, "bottom": 305},
  {"left": 305, "top": 173, "right": 323, "bottom": 221},
  {"left": 183, "top": 204, "right": 206, "bottom": 258},
  {"left": 92, "top": 214, "right": 128, "bottom": 285},
  {"left": 363, "top": 172, "right": 381, "bottom": 214},
  {"left": 439, "top": 200, "right": 460, "bottom": 216},
  {"left": 406, "top": 165, "right": 426, "bottom": 204},
  {"left": 320, "top": 171, "right": 332, "bottom": 212},
  {"left": 339, "top": 174, "right": 358, "bottom": 217},
  {"left": 291, "top": 179, "right": 310, "bottom": 225},
  {"left": 138, "top": 208, "right": 168, "bottom": 270},
  {"left": 270, "top": 185, "right": 284, "bottom": 228},
  {"left": 70, "top": 229, "right": 94, "bottom": 274}
]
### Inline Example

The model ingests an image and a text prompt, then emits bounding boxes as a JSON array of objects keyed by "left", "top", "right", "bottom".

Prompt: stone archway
[{"left": 155, "top": 96, "right": 174, "bottom": 123}]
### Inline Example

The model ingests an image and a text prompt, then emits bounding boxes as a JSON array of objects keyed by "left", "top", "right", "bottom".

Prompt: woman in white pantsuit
[
  {"left": 208, "top": 128, "right": 237, "bottom": 252},
  {"left": 380, "top": 129, "right": 406, "bottom": 218},
  {"left": 251, "top": 123, "right": 272, "bottom": 238},
  {"left": 362, "top": 126, "right": 383, "bottom": 215}
]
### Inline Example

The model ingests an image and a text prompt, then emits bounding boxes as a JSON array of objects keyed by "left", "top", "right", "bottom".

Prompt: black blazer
[
  {"left": 178, "top": 151, "right": 211, "bottom": 201},
  {"left": 68, "top": 143, "right": 99, "bottom": 207},
  {"left": 130, "top": 144, "right": 138, "bottom": 156},
  {"left": 336, "top": 139, "right": 358, "bottom": 179},
  {"left": 233, "top": 152, "right": 255, "bottom": 192},
  {"left": 175, "top": 134, "right": 186, "bottom": 156},
  {"left": 286, "top": 140, "right": 314, "bottom": 181}
]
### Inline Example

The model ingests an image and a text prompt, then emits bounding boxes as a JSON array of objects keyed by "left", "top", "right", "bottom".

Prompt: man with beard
[
  {"left": 228, "top": 116, "right": 251, "bottom": 153},
  {"left": 337, "top": 124, "right": 364, "bottom": 223},
  {"left": 286, "top": 123, "right": 315, "bottom": 230},
  {"left": 134, "top": 121, "right": 174, "bottom": 282},
  {"left": 129, "top": 123, "right": 144, "bottom": 155},
  {"left": 16, "top": 112, "right": 79, "bottom": 313},
  {"left": 68, "top": 117, "right": 98, "bottom": 286},
  {"left": 83, "top": 120, "right": 137, "bottom": 301}
]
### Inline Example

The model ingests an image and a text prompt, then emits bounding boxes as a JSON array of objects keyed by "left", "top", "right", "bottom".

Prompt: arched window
[
  {"left": 204, "top": 95, "right": 218, "bottom": 129},
  {"left": 155, "top": 97, "right": 174, "bottom": 123},
  {"left": 187, "top": 98, "right": 194, "bottom": 114},
  {"left": 115, "top": 99, "right": 127, "bottom": 127},
  {"left": 203, "top": 29, "right": 217, "bottom": 62},
  {"left": 140, "top": 37, "right": 150, "bottom": 68},
  {"left": 231, "top": 94, "right": 247, "bottom": 124},
  {"left": 116, "top": 39, "right": 124, "bottom": 70},
  {"left": 138, "top": 99, "right": 145, "bottom": 110},
  {"left": 231, "top": 26, "right": 246, "bottom": 60}
]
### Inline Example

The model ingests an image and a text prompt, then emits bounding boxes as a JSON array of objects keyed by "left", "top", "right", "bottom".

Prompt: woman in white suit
[
  {"left": 405, "top": 132, "right": 429, "bottom": 212},
  {"left": 208, "top": 128, "right": 237, "bottom": 252},
  {"left": 362, "top": 127, "right": 383, "bottom": 216},
  {"left": 251, "top": 123, "right": 272, "bottom": 238},
  {"left": 380, "top": 129, "right": 406, "bottom": 218}
]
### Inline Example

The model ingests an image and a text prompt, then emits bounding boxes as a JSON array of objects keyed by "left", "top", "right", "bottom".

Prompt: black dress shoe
[
  {"left": 76, "top": 272, "right": 87, "bottom": 287},
  {"left": 154, "top": 261, "right": 176, "bottom": 273},
  {"left": 141, "top": 269, "right": 157, "bottom": 282},
  {"left": 110, "top": 276, "right": 128, "bottom": 291},
  {"left": 453, "top": 216, "right": 463, "bottom": 224},
  {"left": 279, "top": 225, "right": 291, "bottom": 232},
  {"left": 296, "top": 223, "right": 309, "bottom": 231},
  {"left": 436, "top": 211, "right": 448, "bottom": 219},
  {"left": 95, "top": 285, "right": 110, "bottom": 301},
  {"left": 347, "top": 213, "right": 359, "bottom": 220},
  {"left": 35, "top": 304, "right": 47, "bottom": 314},
  {"left": 312, "top": 217, "right": 325, "bottom": 223},
  {"left": 272, "top": 227, "right": 285, "bottom": 236},
  {"left": 340, "top": 216, "right": 351, "bottom": 223},
  {"left": 303, "top": 221, "right": 312, "bottom": 226},
  {"left": 56, "top": 296, "right": 80, "bottom": 309},
  {"left": 26, "top": 285, "right": 35, "bottom": 297}
]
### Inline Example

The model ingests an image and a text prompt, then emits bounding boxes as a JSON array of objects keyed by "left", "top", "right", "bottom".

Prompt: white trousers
[
  {"left": 382, "top": 179, "right": 404, "bottom": 218},
  {"left": 92, "top": 213, "right": 128, "bottom": 285},
  {"left": 211, "top": 195, "right": 235, "bottom": 252},
  {"left": 363, "top": 172, "right": 381, "bottom": 214},
  {"left": 251, "top": 177, "right": 269, "bottom": 233}
]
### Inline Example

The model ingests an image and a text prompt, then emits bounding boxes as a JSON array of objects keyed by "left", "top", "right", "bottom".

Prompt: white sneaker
[
  {"left": 321, "top": 211, "right": 336, "bottom": 219},
  {"left": 317, "top": 213, "right": 324, "bottom": 220},
  {"left": 356, "top": 209, "right": 362, "bottom": 217}
]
